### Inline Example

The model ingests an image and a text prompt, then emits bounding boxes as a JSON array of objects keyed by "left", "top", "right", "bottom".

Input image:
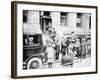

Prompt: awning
[{"left": 23, "top": 23, "right": 42, "bottom": 35}]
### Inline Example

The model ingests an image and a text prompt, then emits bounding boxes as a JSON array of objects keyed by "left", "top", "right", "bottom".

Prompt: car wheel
[{"left": 27, "top": 58, "right": 42, "bottom": 69}]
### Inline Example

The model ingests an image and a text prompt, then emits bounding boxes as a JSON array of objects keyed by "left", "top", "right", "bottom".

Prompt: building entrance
[{"left": 40, "top": 11, "right": 52, "bottom": 34}]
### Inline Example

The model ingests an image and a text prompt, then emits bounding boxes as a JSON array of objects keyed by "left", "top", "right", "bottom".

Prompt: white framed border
[{"left": 14, "top": 2, "right": 97, "bottom": 77}]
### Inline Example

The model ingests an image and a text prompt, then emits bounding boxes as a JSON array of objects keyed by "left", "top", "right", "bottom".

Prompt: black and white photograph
[
  {"left": 11, "top": 1, "right": 97, "bottom": 78},
  {"left": 23, "top": 10, "right": 92, "bottom": 69}
]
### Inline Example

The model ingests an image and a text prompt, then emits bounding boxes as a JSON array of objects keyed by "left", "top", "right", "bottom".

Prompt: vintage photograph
[
  {"left": 11, "top": 1, "right": 97, "bottom": 78},
  {"left": 23, "top": 10, "right": 92, "bottom": 69}
]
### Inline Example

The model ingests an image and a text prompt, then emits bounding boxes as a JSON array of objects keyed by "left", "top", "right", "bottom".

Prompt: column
[
  {"left": 26, "top": 11, "right": 41, "bottom": 33},
  {"left": 50, "top": 12, "right": 60, "bottom": 28},
  {"left": 27, "top": 11, "right": 40, "bottom": 24},
  {"left": 81, "top": 13, "right": 90, "bottom": 32},
  {"left": 67, "top": 13, "right": 77, "bottom": 27}
]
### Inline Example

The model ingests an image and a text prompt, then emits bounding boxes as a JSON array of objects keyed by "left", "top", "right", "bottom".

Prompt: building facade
[{"left": 23, "top": 10, "right": 91, "bottom": 36}]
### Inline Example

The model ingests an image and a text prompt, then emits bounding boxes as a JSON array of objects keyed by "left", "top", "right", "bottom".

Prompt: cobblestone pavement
[{"left": 41, "top": 56, "right": 91, "bottom": 69}]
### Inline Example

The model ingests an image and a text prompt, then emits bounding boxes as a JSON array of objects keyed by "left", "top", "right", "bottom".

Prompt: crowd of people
[{"left": 44, "top": 25, "right": 91, "bottom": 68}]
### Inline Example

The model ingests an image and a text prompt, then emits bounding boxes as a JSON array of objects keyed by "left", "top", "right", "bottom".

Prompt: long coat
[{"left": 81, "top": 39, "right": 87, "bottom": 58}]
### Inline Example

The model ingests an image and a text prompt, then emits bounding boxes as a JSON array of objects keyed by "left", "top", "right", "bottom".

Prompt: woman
[{"left": 46, "top": 37, "right": 55, "bottom": 68}]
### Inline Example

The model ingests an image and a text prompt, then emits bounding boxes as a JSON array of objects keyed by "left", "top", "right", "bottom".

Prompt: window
[
  {"left": 76, "top": 13, "right": 82, "bottom": 28},
  {"left": 44, "top": 11, "right": 50, "bottom": 16},
  {"left": 23, "top": 35, "right": 41, "bottom": 47},
  {"left": 76, "top": 23, "right": 81, "bottom": 27},
  {"left": 77, "top": 13, "right": 82, "bottom": 18},
  {"left": 89, "top": 14, "right": 91, "bottom": 29},
  {"left": 60, "top": 12, "right": 67, "bottom": 26},
  {"left": 28, "top": 35, "right": 40, "bottom": 46},
  {"left": 23, "top": 35, "right": 28, "bottom": 46},
  {"left": 23, "top": 10, "right": 28, "bottom": 23}
]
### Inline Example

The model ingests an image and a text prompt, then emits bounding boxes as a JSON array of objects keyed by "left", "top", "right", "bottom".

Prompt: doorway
[{"left": 40, "top": 11, "right": 52, "bottom": 34}]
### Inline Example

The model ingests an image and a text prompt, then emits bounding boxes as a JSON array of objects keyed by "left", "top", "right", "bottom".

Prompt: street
[{"left": 41, "top": 56, "right": 91, "bottom": 69}]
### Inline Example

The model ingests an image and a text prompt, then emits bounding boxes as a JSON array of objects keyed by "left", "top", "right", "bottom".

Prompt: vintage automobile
[{"left": 23, "top": 33, "right": 46, "bottom": 69}]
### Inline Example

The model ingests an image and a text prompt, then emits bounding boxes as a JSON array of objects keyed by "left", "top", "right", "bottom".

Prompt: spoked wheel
[{"left": 27, "top": 58, "right": 42, "bottom": 69}]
